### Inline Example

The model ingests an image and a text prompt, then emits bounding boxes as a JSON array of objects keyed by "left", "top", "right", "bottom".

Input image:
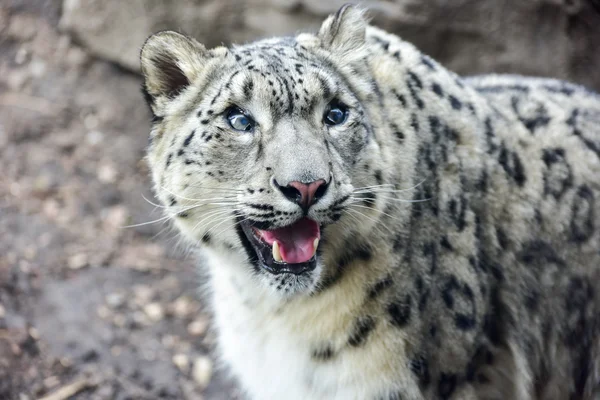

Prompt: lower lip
[{"left": 260, "top": 258, "right": 317, "bottom": 275}]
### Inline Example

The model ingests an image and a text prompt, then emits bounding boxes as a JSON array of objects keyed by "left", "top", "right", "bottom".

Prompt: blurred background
[{"left": 0, "top": 0, "right": 599, "bottom": 399}]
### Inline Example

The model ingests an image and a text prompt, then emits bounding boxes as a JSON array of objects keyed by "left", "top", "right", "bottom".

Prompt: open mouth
[{"left": 240, "top": 218, "right": 320, "bottom": 275}]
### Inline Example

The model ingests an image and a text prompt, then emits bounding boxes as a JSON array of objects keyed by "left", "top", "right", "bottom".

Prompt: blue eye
[
  {"left": 226, "top": 107, "right": 255, "bottom": 132},
  {"left": 324, "top": 102, "right": 349, "bottom": 126}
]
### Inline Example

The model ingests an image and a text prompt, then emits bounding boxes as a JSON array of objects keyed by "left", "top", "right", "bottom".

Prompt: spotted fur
[{"left": 140, "top": 6, "right": 600, "bottom": 400}]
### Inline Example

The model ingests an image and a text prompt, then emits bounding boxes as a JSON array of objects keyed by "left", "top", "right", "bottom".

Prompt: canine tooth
[
  {"left": 313, "top": 238, "right": 319, "bottom": 256},
  {"left": 272, "top": 241, "right": 282, "bottom": 262}
]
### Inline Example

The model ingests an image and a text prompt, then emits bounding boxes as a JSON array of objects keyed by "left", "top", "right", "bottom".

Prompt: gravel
[{"left": 0, "top": 2, "right": 238, "bottom": 398}]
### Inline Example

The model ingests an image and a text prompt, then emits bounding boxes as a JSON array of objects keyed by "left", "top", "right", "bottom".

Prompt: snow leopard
[{"left": 140, "top": 5, "right": 600, "bottom": 400}]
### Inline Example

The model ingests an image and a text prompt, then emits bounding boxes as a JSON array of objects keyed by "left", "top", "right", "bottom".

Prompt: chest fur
[{"left": 204, "top": 249, "right": 420, "bottom": 400}]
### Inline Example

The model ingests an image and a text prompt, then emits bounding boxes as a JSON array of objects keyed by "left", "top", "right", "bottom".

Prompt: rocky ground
[
  {"left": 0, "top": 2, "right": 238, "bottom": 399},
  {"left": 1, "top": 0, "right": 598, "bottom": 399}
]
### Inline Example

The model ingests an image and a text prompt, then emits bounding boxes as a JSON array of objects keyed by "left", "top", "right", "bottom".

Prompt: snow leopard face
[{"left": 141, "top": 8, "right": 385, "bottom": 296}]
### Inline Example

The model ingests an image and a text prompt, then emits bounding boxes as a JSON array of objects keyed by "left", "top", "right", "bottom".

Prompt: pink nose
[
  {"left": 287, "top": 180, "right": 327, "bottom": 209},
  {"left": 274, "top": 178, "right": 328, "bottom": 211}
]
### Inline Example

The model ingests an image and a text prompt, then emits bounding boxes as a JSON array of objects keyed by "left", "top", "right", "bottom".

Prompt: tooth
[
  {"left": 272, "top": 241, "right": 282, "bottom": 262},
  {"left": 313, "top": 238, "right": 319, "bottom": 257}
]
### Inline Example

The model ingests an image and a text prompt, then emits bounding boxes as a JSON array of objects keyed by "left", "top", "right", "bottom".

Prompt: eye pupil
[
  {"left": 329, "top": 109, "right": 343, "bottom": 123},
  {"left": 324, "top": 103, "right": 348, "bottom": 126},
  {"left": 227, "top": 107, "right": 254, "bottom": 132}
]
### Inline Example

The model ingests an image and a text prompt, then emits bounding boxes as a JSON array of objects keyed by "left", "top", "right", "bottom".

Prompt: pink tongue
[{"left": 256, "top": 218, "right": 320, "bottom": 264}]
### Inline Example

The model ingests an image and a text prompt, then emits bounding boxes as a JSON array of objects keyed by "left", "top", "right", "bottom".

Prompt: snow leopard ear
[
  {"left": 317, "top": 4, "right": 367, "bottom": 56},
  {"left": 140, "top": 31, "right": 206, "bottom": 111}
]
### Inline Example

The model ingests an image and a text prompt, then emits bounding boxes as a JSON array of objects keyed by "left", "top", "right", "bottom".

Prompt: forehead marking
[
  {"left": 219, "top": 41, "right": 359, "bottom": 124},
  {"left": 282, "top": 77, "right": 294, "bottom": 115},
  {"left": 243, "top": 76, "right": 254, "bottom": 102}
]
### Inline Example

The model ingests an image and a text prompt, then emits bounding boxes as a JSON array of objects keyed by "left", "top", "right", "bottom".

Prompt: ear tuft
[
  {"left": 318, "top": 4, "right": 368, "bottom": 55},
  {"left": 140, "top": 31, "right": 206, "bottom": 107}
]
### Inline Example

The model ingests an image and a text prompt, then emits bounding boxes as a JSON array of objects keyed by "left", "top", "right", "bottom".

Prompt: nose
[{"left": 274, "top": 179, "right": 329, "bottom": 211}]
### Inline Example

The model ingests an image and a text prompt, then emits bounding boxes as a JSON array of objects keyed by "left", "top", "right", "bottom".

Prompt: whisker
[
  {"left": 121, "top": 214, "right": 172, "bottom": 229},
  {"left": 347, "top": 203, "right": 402, "bottom": 221},
  {"left": 190, "top": 207, "right": 240, "bottom": 233},
  {"left": 144, "top": 190, "right": 239, "bottom": 210},
  {"left": 343, "top": 208, "right": 392, "bottom": 237},
  {"left": 369, "top": 196, "right": 431, "bottom": 203},
  {"left": 353, "top": 178, "right": 428, "bottom": 194},
  {"left": 209, "top": 214, "right": 243, "bottom": 238},
  {"left": 349, "top": 195, "right": 431, "bottom": 204},
  {"left": 344, "top": 208, "right": 393, "bottom": 235},
  {"left": 352, "top": 183, "right": 395, "bottom": 191},
  {"left": 159, "top": 186, "right": 240, "bottom": 204},
  {"left": 191, "top": 208, "right": 234, "bottom": 233},
  {"left": 210, "top": 214, "right": 251, "bottom": 239},
  {"left": 184, "top": 184, "right": 245, "bottom": 193},
  {"left": 121, "top": 202, "right": 209, "bottom": 229},
  {"left": 151, "top": 224, "right": 174, "bottom": 241},
  {"left": 337, "top": 209, "right": 363, "bottom": 228},
  {"left": 141, "top": 193, "right": 165, "bottom": 208}
]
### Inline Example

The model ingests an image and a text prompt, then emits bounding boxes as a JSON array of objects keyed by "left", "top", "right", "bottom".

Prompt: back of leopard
[{"left": 140, "top": 6, "right": 600, "bottom": 399}]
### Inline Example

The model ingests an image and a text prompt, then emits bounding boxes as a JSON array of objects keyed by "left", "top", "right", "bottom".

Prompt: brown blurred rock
[
  {"left": 60, "top": 0, "right": 245, "bottom": 71},
  {"left": 192, "top": 356, "right": 213, "bottom": 389},
  {"left": 370, "top": 0, "right": 600, "bottom": 91},
  {"left": 60, "top": 0, "right": 600, "bottom": 91},
  {"left": 67, "top": 253, "right": 88, "bottom": 270},
  {"left": 187, "top": 317, "right": 209, "bottom": 337}
]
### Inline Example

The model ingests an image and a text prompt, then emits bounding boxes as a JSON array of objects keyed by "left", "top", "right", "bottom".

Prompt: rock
[
  {"left": 0, "top": 303, "right": 5, "bottom": 319},
  {"left": 28, "top": 57, "right": 47, "bottom": 78},
  {"left": 28, "top": 327, "right": 40, "bottom": 340},
  {"left": 105, "top": 292, "right": 125, "bottom": 309},
  {"left": 67, "top": 253, "right": 88, "bottom": 269},
  {"left": 97, "top": 162, "right": 117, "bottom": 184},
  {"left": 15, "top": 48, "right": 29, "bottom": 65},
  {"left": 60, "top": 0, "right": 245, "bottom": 71},
  {"left": 187, "top": 317, "right": 209, "bottom": 337},
  {"left": 192, "top": 356, "right": 213, "bottom": 389},
  {"left": 7, "top": 13, "right": 39, "bottom": 41},
  {"left": 42, "top": 375, "right": 60, "bottom": 390},
  {"left": 143, "top": 302, "right": 164, "bottom": 322},
  {"left": 59, "top": 357, "right": 74, "bottom": 368},
  {"left": 59, "top": 0, "right": 600, "bottom": 91},
  {"left": 170, "top": 296, "right": 196, "bottom": 319},
  {"left": 172, "top": 353, "right": 189, "bottom": 374}
]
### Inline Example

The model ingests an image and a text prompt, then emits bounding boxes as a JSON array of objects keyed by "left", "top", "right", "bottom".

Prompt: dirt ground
[{"left": 0, "top": 2, "right": 240, "bottom": 399}]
